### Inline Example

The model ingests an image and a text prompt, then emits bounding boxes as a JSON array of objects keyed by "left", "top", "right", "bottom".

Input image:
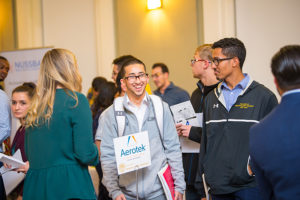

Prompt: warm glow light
[{"left": 147, "top": 0, "right": 162, "bottom": 10}]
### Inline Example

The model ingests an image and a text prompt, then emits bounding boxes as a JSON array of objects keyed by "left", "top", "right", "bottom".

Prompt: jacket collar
[
  {"left": 214, "top": 76, "right": 254, "bottom": 109},
  {"left": 123, "top": 92, "right": 150, "bottom": 110},
  {"left": 215, "top": 76, "right": 254, "bottom": 98},
  {"left": 197, "top": 80, "right": 220, "bottom": 96}
]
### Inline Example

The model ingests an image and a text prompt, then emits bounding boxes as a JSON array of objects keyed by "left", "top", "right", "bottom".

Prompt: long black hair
[{"left": 92, "top": 81, "right": 117, "bottom": 117}]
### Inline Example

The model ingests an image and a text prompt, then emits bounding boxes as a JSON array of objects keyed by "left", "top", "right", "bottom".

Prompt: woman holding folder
[
  {"left": 19, "top": 48, "right": 99, "bottom": 200},
  {"left": 5, "top": 82, "right": 35, "bottom": 200}
]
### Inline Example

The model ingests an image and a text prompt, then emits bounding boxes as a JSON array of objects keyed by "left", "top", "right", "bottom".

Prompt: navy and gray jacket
[{"left": 198, "top": 79, "right": 278, "bottom": 195}]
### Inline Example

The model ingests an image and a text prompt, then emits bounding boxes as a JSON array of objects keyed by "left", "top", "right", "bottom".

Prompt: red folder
[{"left": 158, "top": 164, "right": 175, "bottom": 200}]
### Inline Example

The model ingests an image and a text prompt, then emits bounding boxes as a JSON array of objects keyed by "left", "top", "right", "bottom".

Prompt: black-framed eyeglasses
[
  {"left": 124, "top": 73, "right": 148, "bottom": 83},
  {"left": 211, "top": 57, "right": 233, "bottom": 66},
  {"left": 151, "top": 72, "right": 162, "bottom": 79},
  {"left": 190, "top": 59, "right": 211, "bottom": 65}
]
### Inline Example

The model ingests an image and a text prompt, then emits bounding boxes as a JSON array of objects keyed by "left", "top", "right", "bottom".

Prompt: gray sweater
[{"left": 96, "top": 93, "right": 185, "bottom": 199}]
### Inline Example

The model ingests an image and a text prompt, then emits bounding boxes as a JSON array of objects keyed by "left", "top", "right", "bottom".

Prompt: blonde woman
[{"left": 20, "top": 49, "right": 99, "bottom": 200}]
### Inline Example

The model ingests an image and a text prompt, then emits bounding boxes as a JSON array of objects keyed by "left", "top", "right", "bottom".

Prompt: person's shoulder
[
  {"left": 58, "top": 90, "right": 86, "bottom": 101},
  {"left": 56, "top": 89, "right": 89, "bottom": 108},
  {"left": 251, "top": 103, "right": 278, "bottom": 134},
  {"left": 250, "top": 81, "right": 276, "bottom": 97},
  {"left": 172, "top": 83, "right": 189, "bottom": 97},
  {"left": 179, "top": 88, "right": 190, "bottom": 96},
  {"left": 161, "top": 100, "right": 170, "bottom": 109},
  {"left": 75, "top": 91, "right": 89, "bottom": 102},
  {"left": 64, "top": 91, "right": 89, "bottom": 107},
  {"left": 250, "top": 81, "right": 278, "bottom": 107},
  {"left": 206, "top": 86, "right": 217, "bottom": 98},
  {"left": 191, "top": 87, "right": 200, "bottom": 95},
  {"left": 0, "top": 89, "right": 9, "bottom": 102},
  {"left": 153, "top": 89, "right": 160, "bottom": 96},
  {"left": 191, "top": 87, "right": 201, "bottom": 99},
  {"left": 149, "top": 94, "right": 168, "bottom": 108},
  {"left": 173, "top": 84, "right": 188, "bottom": 92},
  {"left": 0, "top": 89, "right": 7, "bottom": 96},
  {"left": 99, "top": 104, "right": 115, "bottom": 120}
]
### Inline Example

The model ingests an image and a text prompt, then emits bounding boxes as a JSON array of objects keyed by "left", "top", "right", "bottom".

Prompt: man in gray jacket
[{"left": 96, "top": 57, "right": 185, "bottom": 200}]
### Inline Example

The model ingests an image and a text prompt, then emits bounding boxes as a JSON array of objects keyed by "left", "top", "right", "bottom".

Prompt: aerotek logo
[
  {"left": 235, "top": 103, "right": 254, "bottom": 109},
  {"left": 213, "top": 104, "right": 219, "bottom": 108},
  {"left": 121, "top": 136, "right": 146, "bottom": 157},
  {"left": 127, "top": 135, "right": 137, "bottom": 146}
]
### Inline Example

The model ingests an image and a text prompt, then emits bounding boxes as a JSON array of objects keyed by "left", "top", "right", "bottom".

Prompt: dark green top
[{"left": 24, "top": 89, "right": 99, "bottom": 200}]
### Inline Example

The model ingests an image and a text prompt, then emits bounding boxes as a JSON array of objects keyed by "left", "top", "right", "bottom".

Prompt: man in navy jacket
[{"left": 250, "top": 45, "right": 300, "bottom": 200}]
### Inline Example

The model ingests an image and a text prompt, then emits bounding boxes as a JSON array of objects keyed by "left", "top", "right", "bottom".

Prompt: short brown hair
[{"left": 195, "top": 44, "right": 212, "bottom": 60}]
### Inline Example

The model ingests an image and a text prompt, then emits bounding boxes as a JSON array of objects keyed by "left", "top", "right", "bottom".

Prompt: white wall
[
  {"left": 94, "top": 0, "right": 116, "bottom": 80},
  {"left": 16, "top": 0, "right": 43, "bottom": 48},
  {"left": 11, "top": 0, "right": 300, "bottom": 96},
  {"left": 235, "top": 0, "right": 300, "bottom": 98},
  {"left": 42, "top": 0, "right": 98, "bottom": 94},
  {"left": 202, "top": 0, "right": 236, "bottom": 43},
  {"left": 15, "top": 0, "right": 115, "bottom": 94}
]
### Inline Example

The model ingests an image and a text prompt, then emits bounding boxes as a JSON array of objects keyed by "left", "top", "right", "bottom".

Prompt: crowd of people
[{"left": 0, "top": 37, "right": 299, "bottom": 200}]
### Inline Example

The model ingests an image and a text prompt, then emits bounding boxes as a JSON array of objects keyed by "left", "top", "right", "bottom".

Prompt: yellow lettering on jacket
[{"left": 235, "top": 103, "right": 254, "bottom": 109}]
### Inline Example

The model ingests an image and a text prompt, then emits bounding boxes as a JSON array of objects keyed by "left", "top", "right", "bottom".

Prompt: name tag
[{"left": 113, "top": 131, "right": 151, "bottom": 175}]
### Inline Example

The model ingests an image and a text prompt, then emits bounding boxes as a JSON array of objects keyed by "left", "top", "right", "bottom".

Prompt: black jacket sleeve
[
  {"left": 194, "top": 110, "right": 207, "bottom": 198},
  {"left": 188, "top": 126, "right": 202, "bottom": 143}
]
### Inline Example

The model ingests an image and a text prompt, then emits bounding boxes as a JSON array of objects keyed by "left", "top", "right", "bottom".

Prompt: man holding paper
[
  {"left": 96, "top": 57, "right": 185, "bottom": 200},
  {"left": 175, "top": 44, "right": 219, "bottom": 200}
]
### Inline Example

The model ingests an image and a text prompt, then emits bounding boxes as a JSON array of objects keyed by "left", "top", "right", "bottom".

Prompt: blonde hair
[
  {"left": 195, "top": 44, "right": 212, "bottom": 60},
  {"left": 26, "top": 48, "right": 82, "bottom": 127}
]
